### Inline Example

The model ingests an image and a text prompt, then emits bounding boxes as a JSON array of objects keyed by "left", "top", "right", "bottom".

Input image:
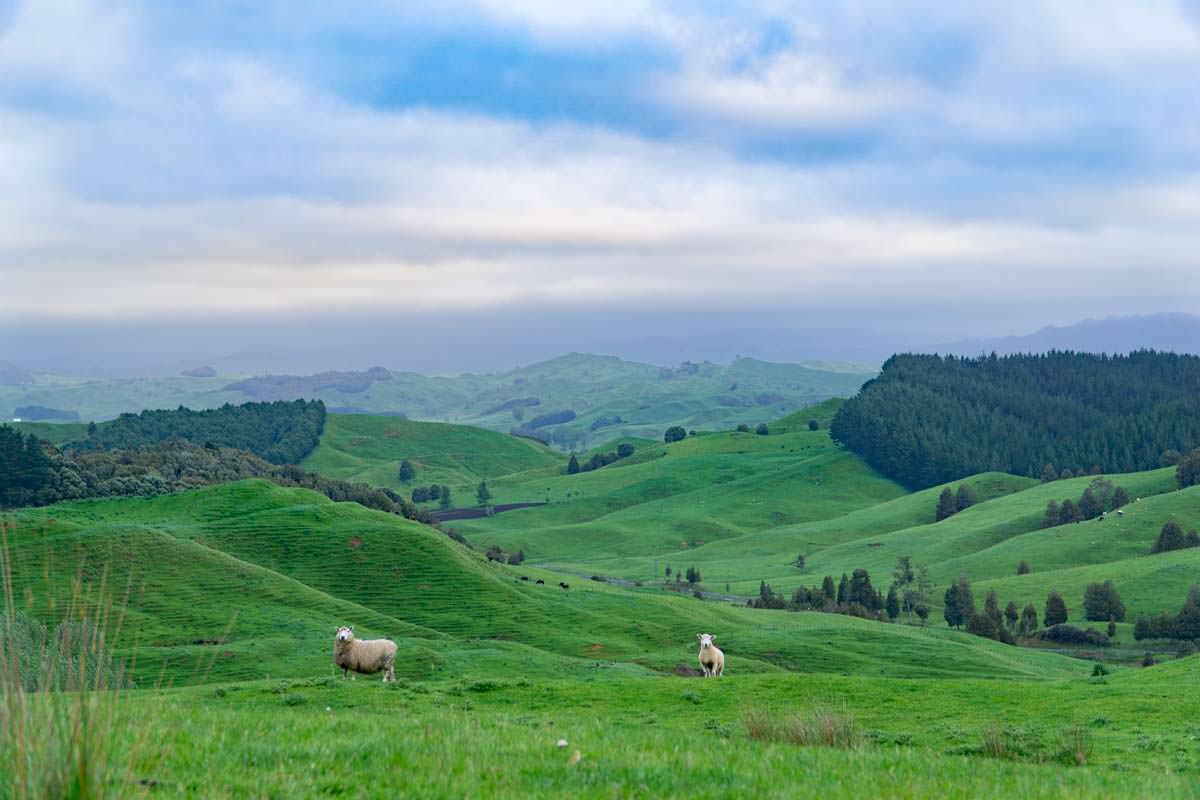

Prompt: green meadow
[{"left": 9, "top": 403, "right": 1200, "bottom": 796}]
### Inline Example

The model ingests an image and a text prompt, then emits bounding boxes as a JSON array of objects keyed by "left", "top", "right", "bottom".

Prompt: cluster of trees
[
  {"left": 664, "top": 426, "right": 688, "bottom": 443},
  {"left": 485, "top": 545, "right": 525, "bottom": 565},
  {"left": 1134, "top": 586, "right": 1200, "bottom": 641},
  {"left": 746, "top": 558, "right": 937, "bottom": 626},
  {"left": 946, "top": 576, "right": 1128, "bottom": 646},
  {"left": 830, "top": 351, "right": 1200, "bottom": 489},
  {"left": 0, "top": 426, "right": 55, "bottom": 507},
  {"left": 411, "top": 484, "right": 452, "bottom": 509},
  {"left": 943, "top": 576, "right": 1022, "bottom": 644},
  {"left": 566, "top": 443, "right": 635, "bottom": 474},
  {"left": 663, "top": 565, "right": 702, "bottom": 585},
  {"left": 1042, "top": 477, "right": 1130, "bottom": 528},
  {"left": 734, "top": 423, "right": 771, "bottom": 435},
  {"left": 0, "top": 432, "right": 433, "bottom": 525},
  {"left": 935, "top": 484, "right": 977, "bottom": 522},
  {"left": 1149, "top": 521, "right": 1200, "bottom": 555},
  {"left": 71, "top": 399, "right": 326, "bottom": 465}
]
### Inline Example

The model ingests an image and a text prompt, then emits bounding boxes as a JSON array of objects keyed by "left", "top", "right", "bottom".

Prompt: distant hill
[
  {"left": 940, "top": 313, "right": 1200, "bottom": 356},
  {"left": 0, "top": 353, "right": 876, "bottom": 449}
]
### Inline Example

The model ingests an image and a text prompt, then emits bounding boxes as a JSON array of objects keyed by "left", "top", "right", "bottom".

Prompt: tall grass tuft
[
  {"left": 1055, "top": 724, "right": 1093, "bottom": 766},
  {"left": 1, "top": 520, "right": 146, "bottom": 799},
  {"left": 745, "top": 704, "right": 861, "bottom": 749}
]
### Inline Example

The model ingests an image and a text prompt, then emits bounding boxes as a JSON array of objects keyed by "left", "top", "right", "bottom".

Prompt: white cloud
[{"left": 3, "top": 0, "right": 1200, "bottom": 323}]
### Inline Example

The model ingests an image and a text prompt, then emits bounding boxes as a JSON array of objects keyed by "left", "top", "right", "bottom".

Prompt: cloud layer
[{"left": 3, "top": 0, "right": 1200, "bottom": 324}]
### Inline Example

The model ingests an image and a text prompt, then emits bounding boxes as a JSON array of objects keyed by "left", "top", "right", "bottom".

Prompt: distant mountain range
[
  {"left": 939, "top": 313, "right": 1200, "bottom": 357},
  {"left": 2, "top": 353, "right": 876, "bottom": 449}
]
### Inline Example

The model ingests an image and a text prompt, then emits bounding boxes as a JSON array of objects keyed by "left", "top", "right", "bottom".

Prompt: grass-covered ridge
[{"left": 302, "top": 414, "right": 564, "bottom": 496}]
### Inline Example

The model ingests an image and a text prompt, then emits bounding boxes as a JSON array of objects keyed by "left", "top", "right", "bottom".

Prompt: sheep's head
[
  {"left": 335, "top": 626, "right": 355, "bottom": 644},
  {"left": 697, "top": 633, "right": 715, "bottom": 649}
]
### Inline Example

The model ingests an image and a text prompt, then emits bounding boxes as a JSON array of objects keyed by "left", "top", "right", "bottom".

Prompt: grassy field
[
  {"left": 301, "top": 413, "right": 565, "bottom": 498},
  {"left": 58, "top": 660, "right": 1200, "bottom": 796},
  {"left": 11, "top": 406, "right": 1200, "bottom": 795}
]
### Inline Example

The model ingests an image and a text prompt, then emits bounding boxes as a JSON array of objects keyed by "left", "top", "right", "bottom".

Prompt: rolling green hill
[
  {"left": 3, "top": 481, "right": 1088, "bottom": 687},
  {"left": 301, "top": 414, "right": 565, "bottom": 496}
]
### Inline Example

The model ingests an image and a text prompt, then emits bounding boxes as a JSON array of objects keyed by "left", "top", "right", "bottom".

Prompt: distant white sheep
[
  {"left": 333, "top": 626, "right": 397, "bottom": 682},
  {"left": 697, "top": 633, "right": 724, "bottom": 678}
]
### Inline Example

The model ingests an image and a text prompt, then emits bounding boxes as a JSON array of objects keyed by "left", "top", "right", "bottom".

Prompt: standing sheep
[
  {"left": 696, "top": 633, "right": 724, "bottom": 678},
  {"left": 333, "top": 626, "right": 397, "bottom": 683}
]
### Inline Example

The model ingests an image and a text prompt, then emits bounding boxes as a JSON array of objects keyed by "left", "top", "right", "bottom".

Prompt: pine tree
[
  {"left": 1017, "top": 560, "right": 1031, "bottom": 575},
  {"left": 943, "top": 575, "right": 974, "bottom": 629},
  {"left": 397, "top": 459, "right": 416, "bottom": 482},
  {"left": 1044, "top": 590, "right": 1068, "bottom": 627},
  {"left": 567, "top": 453, "right": 580, "bottom": 474},
  {"left": 1079, "top": 487, "right": 1100, "bottom": 520},
  {"left": 1004, "top": 601, "right": 1019, "bottom": 629},
  {"left": 439, "top": 486, "right": 452, "bottom": 510},
  {"left": 984, "top": 589, "right": 1004, "bottom": 631},
  {"left": 885, "top": 585, "right": 900, "bottom": 620},
  {"left": 476, "top": 480, "right": 492, "bottom": 509},
  {"left": 935, "top": 487, "right": 957, "bottom": 521},
  {"left": 1019, "top": 603, "right": 1039, "bottom": 636},
  {"left": 1151, "top": 521, "right": 1187, "bottom": 554},
  {"left": 836, "top": 573, "right": 849, "bottom": 606},
  {"left": 1112, "top": 485, "right": 1130, "bottom": 508},
  {"left": 1043, "top": 500, "right": 1060, "bottom": 529},
  {"left": 1058, "top": 499, "right": 1082, "bottom": 525},
  {"left": 821, "top": 575, "right": 836, "bottom": 604},
  {"left": 1041, "top": 463, "right": 1058, "bottom": 483},
  {"left": 955, "top": 484, "right": 978, "bottom": 512}
]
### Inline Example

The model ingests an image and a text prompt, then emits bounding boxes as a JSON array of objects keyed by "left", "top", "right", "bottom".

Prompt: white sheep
[
  {"left": 333, "top": 626, "right": 397, "bottom": 682},
  {"left": 696, "top": 633, "right": 724, "bottom": 678}
]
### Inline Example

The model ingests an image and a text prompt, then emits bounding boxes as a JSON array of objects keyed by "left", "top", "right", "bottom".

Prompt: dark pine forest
[{"left": 831, "top": 351, "right": 1200, "bottom": 489}]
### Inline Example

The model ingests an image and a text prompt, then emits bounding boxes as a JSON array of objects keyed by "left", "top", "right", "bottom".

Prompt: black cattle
[
  {"left": 558, "top": 582, "right": 569, "bottom": 590},
  {"left": 536, "top": 579, "right": 545, "bottom": 585}
]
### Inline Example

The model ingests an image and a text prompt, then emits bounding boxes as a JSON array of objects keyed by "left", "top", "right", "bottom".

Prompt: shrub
[
  {"left": 1033, "top": 624, "right": 1110, "bottom": 647},
  {"left": 736, "top": 424, "right": 750, "bottom": 433},
  {"left": 1055, "top": 724, "right": 1093, "bottom": 766},
  {"left": 808, "top": 420, "right": 819, "bottom": 431},
  {"left": 1017, "top": 560, "right": 1030, "bottom": 575},
  {"left": 754, "top": 423, "right": 769, "bottom": 436},
  {"left": 664, "top": 426, "right": 687, "bottom": 443}
]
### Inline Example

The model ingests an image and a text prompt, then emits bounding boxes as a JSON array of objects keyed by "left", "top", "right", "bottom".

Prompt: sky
[{"left": 3, "top": 1, "right": 1200, "bottom": 371}]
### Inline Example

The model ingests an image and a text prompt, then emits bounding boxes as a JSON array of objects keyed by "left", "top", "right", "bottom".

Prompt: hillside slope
[
  {"left": 2, "top": 481, "right": 1084, "bottom": 685},
  {"left": 302, "top": 414, "right": 564, "bottom": 495}
]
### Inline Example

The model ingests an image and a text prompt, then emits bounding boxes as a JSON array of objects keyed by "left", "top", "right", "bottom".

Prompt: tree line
[
  {"left": 0, "top": 429, "right": 434, "bottom": 528},
  {"left": 70, "top": 399, "right": 326, "bottom": 465},
  {"left": 567, "top": 443, "right": 635, "bottom": 474},
  {"left": 831, "top": 351, "right": 1200, "bottom": 489}
]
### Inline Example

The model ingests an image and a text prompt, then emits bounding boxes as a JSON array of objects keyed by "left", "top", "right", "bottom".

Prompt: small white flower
[{"left": 556, "top": 739, "right": 568, "bottom": 748}]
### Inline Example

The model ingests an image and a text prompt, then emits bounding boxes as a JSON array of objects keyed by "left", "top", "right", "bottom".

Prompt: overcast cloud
[{"left": 2, "top": 1, "right": 1199, "bottom": 332}]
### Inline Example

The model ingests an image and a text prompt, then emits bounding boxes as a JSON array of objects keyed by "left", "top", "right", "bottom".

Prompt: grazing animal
[
  {"left": 520, "top": 576, "right": 530, "bottom": 581},
  {"left": 696, "top": 633, "right": 725, "bottom": 678},
  {"left": 333, "top": 626, "right": 397, "bottom": 683},
  {"left": 1117, "top": 509, "right": 1124, "bottom": 517},
  {"left": 558, "top": 582, "right": 569, "bottom": 590},
  {"left": 536, "top": 579, "right": 545, "bottom": 585}
]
